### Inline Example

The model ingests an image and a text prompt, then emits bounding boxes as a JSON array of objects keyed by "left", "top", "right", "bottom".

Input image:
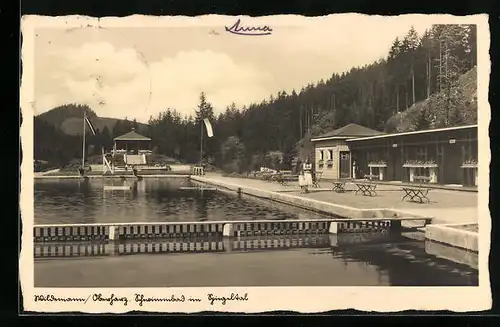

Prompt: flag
[
  {"left": 203, "top": 118, "right": 214, "bottom": 138},
  {"left": 85, "top": 115, "right": 97, "bottom": 135}
]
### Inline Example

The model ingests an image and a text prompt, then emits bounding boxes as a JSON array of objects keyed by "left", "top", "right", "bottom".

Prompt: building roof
[
  {"left": 113, "top": 129, "right": 151, "bottom": 141},
  {"left": 346, "top": 124, "right": 478, "bottom": 142},
  {"left": 311, "top": 123, "right": 384, "bottom": 142}
]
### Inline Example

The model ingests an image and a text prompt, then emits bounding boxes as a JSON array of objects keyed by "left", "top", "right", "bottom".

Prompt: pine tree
[
  {"left": 195, "top": 92, "right": 216, "bottom": 162},
  {"left": 132, "top": 119, "right": 139, "bottom": 131},
  {"left": 413, "top": 108, "right": 430, "bottom": 130},
  {"left": 101, "top": 125, "right": 112, "bottom": 151},
  {"left": 195, "top": 92, "right": 215, "bottom": 122},
  {"left": 112, "top": 120, "right": 122, "bottom": 138}
]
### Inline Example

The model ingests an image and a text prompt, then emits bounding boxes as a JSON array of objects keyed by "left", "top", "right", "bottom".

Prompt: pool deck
[
  {"left": 191, "top": 173, "right": 478, "bottom": 226},
  {"left": 35, "top": 173, "right": 190, "bottom": 179},
  {"left": 34, "top": 165, "right": 192, "bottom": 178}
]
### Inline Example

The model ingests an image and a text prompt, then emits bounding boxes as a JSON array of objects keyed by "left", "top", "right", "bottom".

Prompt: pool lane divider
[{"left": 33, "top": 217, "right": 432, "bottom": 243}]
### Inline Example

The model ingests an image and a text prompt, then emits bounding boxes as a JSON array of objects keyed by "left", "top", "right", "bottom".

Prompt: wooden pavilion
[{"left": 103, "top": 128, "right": 152, "bottom": 174}]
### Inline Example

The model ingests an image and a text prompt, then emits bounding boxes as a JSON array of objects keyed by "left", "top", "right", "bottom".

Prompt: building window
[
  {"left": 416, "top": 147, "right": 427, "bottom": 161},
  {"left": 437, "top": 144, "right": 444, "bottom": 156},
  {"left": 318, "top": 150, "right": 324, "bottom": 168},
  {"left": 327, "top": 149, "right": 334, "bottom": 168},
  {"left": 462, "top": 144, "right": 472, "bottom": 162}
]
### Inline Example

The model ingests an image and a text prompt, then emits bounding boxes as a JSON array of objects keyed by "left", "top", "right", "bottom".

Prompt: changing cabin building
[
  {"left": 310, "top": 123, "right": 478, "bottom": 187},
  {"left": 310, "top": 123, "right": 383, "bottom": 180}
]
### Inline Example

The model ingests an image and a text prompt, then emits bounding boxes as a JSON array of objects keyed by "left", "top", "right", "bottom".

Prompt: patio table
[{"left": 354, "top": 182, "right": 377, "bottom": 196}]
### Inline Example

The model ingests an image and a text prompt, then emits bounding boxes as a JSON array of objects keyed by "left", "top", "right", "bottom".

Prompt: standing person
[
  {"left": 78, "top": 166, "right": 85, "bottom": 177},
  {"left": 299, "top": 157, "right": 313, "bottom": 193},
  {"left": 303, "top": 157, "right": 313, "bottom": 186}
]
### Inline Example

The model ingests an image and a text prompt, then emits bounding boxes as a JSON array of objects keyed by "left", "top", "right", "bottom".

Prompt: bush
[{"left": 222, "top": 160, "right": 244, "bottom": 174}]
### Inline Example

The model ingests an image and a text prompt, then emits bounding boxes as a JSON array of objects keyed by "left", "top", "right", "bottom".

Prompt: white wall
[{"left": 313, "top": 139, "right": 351, "bottom": 180}]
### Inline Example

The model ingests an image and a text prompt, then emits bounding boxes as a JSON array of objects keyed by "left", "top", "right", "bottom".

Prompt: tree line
[
  {"left": 146, "top": 24, "right": 477, "bottom": 172},
  {"left": 35, "top": 24, "right": 477, "bottom": 172}
]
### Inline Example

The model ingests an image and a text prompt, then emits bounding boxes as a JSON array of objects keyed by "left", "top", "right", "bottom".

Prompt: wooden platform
[
  {"left": 179, "top": 187, "right": 217, "bottom": 191},
  {"left": 103, "top": 185, "right": 132, "bottom": 191}
]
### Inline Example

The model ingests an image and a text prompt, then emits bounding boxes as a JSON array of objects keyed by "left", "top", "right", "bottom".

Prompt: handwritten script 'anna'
[{"left": 225, "top": 19, "right": 273, "bottom": 36}]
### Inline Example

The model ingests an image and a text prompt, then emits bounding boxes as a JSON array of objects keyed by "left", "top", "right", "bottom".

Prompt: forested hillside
[
  {"left": 37, "top": 104, "right": 149, "bottom": 135},
  {"left": 147, "top": 24, "right": 477, "bottom": 172},
  {"left": 33, "top": 24, "right": 477, "bottom": 171},
  {"left": 386, "top": 66, "right": 477, "bottom": 132},
  {"left": 34, "top": 104, "right": 149, "bottom": 165}
]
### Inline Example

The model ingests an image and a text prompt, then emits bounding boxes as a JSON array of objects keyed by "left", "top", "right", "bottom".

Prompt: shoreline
[
  {"left": 190, "top": 175, "right": 425, "bottom": 220},
  {"left": 32, "top": 173, "right": 478, "bottom": 252},
  {"left": 190, "top": 175, "right": 479, "bottom": 252}
]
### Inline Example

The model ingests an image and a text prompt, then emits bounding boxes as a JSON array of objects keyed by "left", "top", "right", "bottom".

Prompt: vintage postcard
[{"left": 20, "top": 14, "right": 491, "bottom": 313}]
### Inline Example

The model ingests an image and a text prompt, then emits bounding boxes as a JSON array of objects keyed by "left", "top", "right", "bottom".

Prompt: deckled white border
[{"left": 20, "top": 13, "right": 491, "bottom": 313}]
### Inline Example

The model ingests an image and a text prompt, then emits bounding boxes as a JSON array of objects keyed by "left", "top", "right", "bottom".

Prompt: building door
[
  {"left": 339, "top": 151, "right": 351, "bottom": 179},
  {"left": 443, "top": 143, "right": 461, "bottom": 184},
  {"left": 436, "top": 143, "right": 444, "bottom": 184}
]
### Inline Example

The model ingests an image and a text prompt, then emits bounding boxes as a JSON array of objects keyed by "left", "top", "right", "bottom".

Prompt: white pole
[
  {"left": 82, "top": 111, "right": 86, "bottom": 168},
  {"left": 200, "top": 121, "right": 204, "bottom": 167},
  {"left": 112, "top": 142, "right": 116, "bottom": 174}
]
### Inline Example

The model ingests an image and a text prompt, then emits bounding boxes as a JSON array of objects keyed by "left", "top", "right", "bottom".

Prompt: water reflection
[
  {"left": 330, "top": 240, "right": 477, "bottom": 286},
  {"left": 34, "top": 232, "right": 478, "bottom": 287},
  {"left": 34, "top": 234, "right": 334, "bottom": 258},
  {"left": 34, "top": 178, "right": 330, "bottom": 224}
]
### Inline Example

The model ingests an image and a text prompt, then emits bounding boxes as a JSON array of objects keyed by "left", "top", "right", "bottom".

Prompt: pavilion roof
[{"left": 113, "top": 129, "right": 151, "bottom": 141}]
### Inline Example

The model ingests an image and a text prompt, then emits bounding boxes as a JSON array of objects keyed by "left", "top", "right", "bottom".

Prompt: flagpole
[
  {"left": 82, "top": 111, "right": 86, "bottom": 168},
  {"left": 200, "top": 120, "right": 204, "bottom": 166}
]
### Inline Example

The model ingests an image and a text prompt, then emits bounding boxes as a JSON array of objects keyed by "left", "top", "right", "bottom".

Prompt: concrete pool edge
[
  {"left": 424, "top": 223, "right": 479, "bottom": 252},
  {"left": 425, "top": 239, "right": 479, "bottom": 269},
  {"left": 189, "top": 176, "right": 482, "bottom": 252},
  {"left": 189, "top": 175, "right": 427, "bottom": 221}
]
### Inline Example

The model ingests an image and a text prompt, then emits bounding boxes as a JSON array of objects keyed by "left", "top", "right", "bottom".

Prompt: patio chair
[{"left": 312, "top": 171, "right": 322, "bottom": 188}]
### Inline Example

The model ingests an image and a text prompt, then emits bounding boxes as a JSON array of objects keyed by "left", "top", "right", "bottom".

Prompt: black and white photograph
[{"left": 20, "top": 14, "right": 491, "bottom": 313}]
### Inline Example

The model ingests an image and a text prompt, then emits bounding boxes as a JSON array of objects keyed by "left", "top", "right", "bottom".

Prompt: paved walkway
[{"left": 201, "top": 173, "right": 478, "bottom": 225}]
